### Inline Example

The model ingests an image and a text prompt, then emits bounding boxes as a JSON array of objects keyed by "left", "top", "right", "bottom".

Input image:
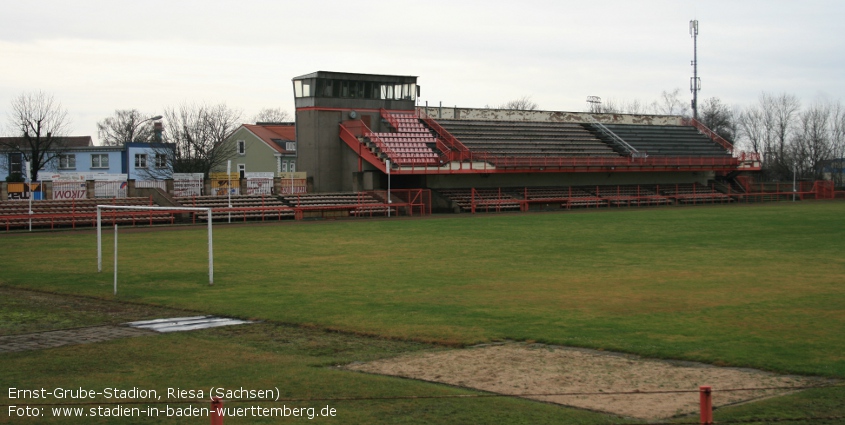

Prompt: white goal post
[{"left": 97, "top": 205, "right": 215, "bottom": 286}]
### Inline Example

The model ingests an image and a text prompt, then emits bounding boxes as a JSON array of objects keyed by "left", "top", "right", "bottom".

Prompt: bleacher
[
  {"left": 518, "top": 186, "right": 605, "bottom": 208},
  {"left": 657, "top": 183, "right": 733, "bottom": 204},
  {"left": 173, "top": 194, "right": 294, "bottom": 222},
  {"left": 281, "top": 192, "right": 396, "bottom": 217},
  {"left": 365, "top": 112, "right": 440, "bottom": 166},
  {"left": 437, "top": 188, "right": 522, "bottom": 212},
  {"left": 0, "top": 197, "right": 172, "bottom": 230},
  {"left": 591, "top": 124, "right": 731, "bottom": 157},
  {"left": 434, "top": 120, "right": 620, "bottom": 158},
  {"left": 437, "top": 183, "right": 734, "bottom": 212},
  {"left": 586, "top": 185, "right": 672, "bottom": 207}
]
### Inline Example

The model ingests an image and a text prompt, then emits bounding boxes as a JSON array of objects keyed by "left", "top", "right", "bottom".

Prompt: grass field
[{"left": 1, "top": 202, "right": 844, "bottom": 423}]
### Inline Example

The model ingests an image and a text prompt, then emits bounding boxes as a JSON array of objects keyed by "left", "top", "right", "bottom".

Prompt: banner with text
[
  {"left": 172, "top": 173, "right": 204, "bottom": 197},
  {"left": 7, "top": 183, "right": 43, "bottom": 200},
  {"left": 278, "top": 172, "right": 307, "bottom": 195},
  {"left": 52, "top": 182, "right": 87, "bottom": 200},
  {"left": 209, "top": 172, "right": 240, "bottom": 196},
  {"left": 245, "top": 172, "right": 274, "bottom": 195}
]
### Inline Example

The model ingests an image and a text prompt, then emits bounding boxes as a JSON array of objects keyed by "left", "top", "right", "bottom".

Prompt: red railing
[
  {"left": 380, "top": 108, "right": 399, "bottom": 130},
  {"left": 338, "top": 121, "right": 389, "bottom": 173},
  {"left": 1, "top": 210, "right": 177, "bottom": 231},
  {"left": 416, "top": 109, "right": 473, "bottom": 161},
  {"left": 682, "top": 117, "right": 735, "bottom": 154},
  {"left": 340, "top": 120, "right": 432, "bottom": 169}
]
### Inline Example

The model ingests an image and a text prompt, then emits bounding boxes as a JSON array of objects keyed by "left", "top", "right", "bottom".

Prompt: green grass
[
  {"left": 2, "top": 324, "right": 619, "bottom": 424},
  {"left": 3, "top": 203, "right": 842, "bottom": 376},
  {"left": 0, "top": 288, "right": 186, "bottom": 335},
  {"left": 1, "top": 202, "right": 844, "bottom": 423}
]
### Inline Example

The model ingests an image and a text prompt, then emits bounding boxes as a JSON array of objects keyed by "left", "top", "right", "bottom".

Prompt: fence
[
  {"left": 135, "top": 180, "right": 167, "bottom": 191},
  {"left": 94, "top": 181, "right": 128, "bottom": 198},
  {"left": 246, "top": 178, "right": 274, "bottom": 195}
]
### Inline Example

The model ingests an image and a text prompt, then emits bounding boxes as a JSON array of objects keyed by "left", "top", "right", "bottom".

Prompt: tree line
[
  {"left": 6, "top": 90, "right": 845, "bottom": 185},
  {"left": 587, "top": 90, "right": 845, "bottom": 184}
]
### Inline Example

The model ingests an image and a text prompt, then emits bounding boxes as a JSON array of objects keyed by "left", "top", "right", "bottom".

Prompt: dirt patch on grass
[{"left": 346, "top": 343, "right": 819, "bottom": 420}]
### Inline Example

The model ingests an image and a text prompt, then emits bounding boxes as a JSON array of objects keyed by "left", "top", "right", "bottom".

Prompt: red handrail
[{"left": 682, "top": 117, "right": 735, "bottom": 153}]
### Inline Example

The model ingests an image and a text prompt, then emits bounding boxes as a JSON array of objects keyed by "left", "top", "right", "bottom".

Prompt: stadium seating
[
  {"left": 0, "top": 197, "right": 173, "bottom": 230},
  {"left": 657, "top": 183, "right": 733, "bottom": 204},
  {"left": 434, "top": 120, "right": 620, "bottom": 158},
  {"left": 281, "top": 192, "right": 396, "bottom": 216},
  {"left": 364, "top": 112, "right": 441, "bottom": 166},
  {"left": 591, "top": 125, "right": 731, "bottom": 157},
  {"left": 173, "top": 194, "right": 294, "bottom": 221},
  {"left": 436, "top": 183, "right": 736, "bottom": 213},
  {"left": 437, "top": 188, "right": 522, "bottom": 212}
]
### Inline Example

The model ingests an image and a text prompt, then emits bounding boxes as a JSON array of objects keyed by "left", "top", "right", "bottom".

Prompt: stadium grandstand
[
  {"left": 293, "top": 70, "right": 767, "bottom": 212},
  {"left": 4, "top": 70, "right": 842, "bottom": 231}
]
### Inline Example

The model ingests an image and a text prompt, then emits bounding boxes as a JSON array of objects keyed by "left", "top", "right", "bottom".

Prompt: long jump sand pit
[{"left": 346, "top": 343, "right": 818, "bottom": 420}]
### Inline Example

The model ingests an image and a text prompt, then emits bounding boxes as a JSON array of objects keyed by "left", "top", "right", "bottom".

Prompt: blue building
[{"left": 1, "top": 137, "right": 174, "bottom": 181}]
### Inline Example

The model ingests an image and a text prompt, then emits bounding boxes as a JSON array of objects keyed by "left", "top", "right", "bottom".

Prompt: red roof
[{"left": 242, "top": 124, "right": 296, "bottom": 154}]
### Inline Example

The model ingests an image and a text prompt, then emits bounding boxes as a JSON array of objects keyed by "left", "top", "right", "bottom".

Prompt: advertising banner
[
  {"left": 278, "top": 172, "right": 307, "bottom": 195},
  {"left": 52, "top": 182, "right": 87, "bottom": 200},
  {"left": 173, "top": 173, "right": 204, "bottom": 197},
  {"left": 209, "top": 172, "right": 239, "bottom": 196},
  {"left": 7, "top": 183, "right": 43, "bottom": 200},
  {"left": 245, "top": 172, "right": 274, "bottom": 195}
]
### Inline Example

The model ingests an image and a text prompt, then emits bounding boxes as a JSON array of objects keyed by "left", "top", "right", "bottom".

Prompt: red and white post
[
  {"left": 210, "top": 397, "right": 223, "bottom": 425},
  {"left": 699, "top": 385, "right": 713, "bottom": 425}
]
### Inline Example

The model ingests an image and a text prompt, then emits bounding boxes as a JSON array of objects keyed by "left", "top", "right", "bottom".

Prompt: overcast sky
[{"left": 1, "top": 0, "right": 843, "bottom": 144}]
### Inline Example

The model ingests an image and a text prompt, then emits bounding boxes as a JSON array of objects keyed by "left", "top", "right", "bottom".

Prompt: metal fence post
[{"left": 700, "top": 385, "right": 713, "bottom": 425}]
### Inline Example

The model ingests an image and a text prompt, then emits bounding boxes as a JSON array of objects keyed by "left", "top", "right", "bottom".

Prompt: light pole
[{"left": 126, "top": 114, "right": 163, "bottom": 144}]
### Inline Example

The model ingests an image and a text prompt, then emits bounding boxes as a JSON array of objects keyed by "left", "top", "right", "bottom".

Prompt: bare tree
[
  {"left": 97, "top": 109, "right": 160, "bottom": 146},
  {"left": 829, "top": 101, "right": 845, "bottom": 185},
  {"left": 760, "top": 93, "right": 801, "bottom": 180},
  {"left": 2, "top": 91, "right": 71, "bottom": 181},
  {"left": 587, "top": 97, "right": 621, "bottom": 114},
  {"left": 252, "top": 107, "right": 290, "bottom": 124},
  {"left": 488, "top": 96, "right": 539, "bottom": 111},
  {"left": 157, "top": 103, "right": 242, "bottom": 179},
  {"left": 623, "top": 99, "right": 651, "bottom": 115},
  {"left": 791, "top": 102, "right": 833, "bottom": 180},
  {"left": 652, "top": 88, "right": 690, "bottom": 116},
  {"left": 738, "top": 106, "right": 765, "bottom": 155},
  {"left": 699, "top": 97, "right": 738, "bottom": 143}
]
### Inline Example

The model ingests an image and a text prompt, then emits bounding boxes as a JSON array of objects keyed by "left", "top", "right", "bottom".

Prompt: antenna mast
[{"left": 690, "top": 20, "right": 701, "bottom": 120}]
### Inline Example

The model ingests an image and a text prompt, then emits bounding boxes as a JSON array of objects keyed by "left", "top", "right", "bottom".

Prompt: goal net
[{"left": 96, "top": 205, "right": 215, "bottom": 290}]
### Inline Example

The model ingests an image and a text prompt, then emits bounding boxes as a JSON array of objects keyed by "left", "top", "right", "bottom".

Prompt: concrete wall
[
  {"left": 296, "top": 110, "right": 345, "bottom": 192},
  {"left": 417, "top": 106, "right": 683, "bottom": 126}
]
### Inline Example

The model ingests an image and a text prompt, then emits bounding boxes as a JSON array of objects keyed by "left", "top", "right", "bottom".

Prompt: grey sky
[{"left": 1, "top": 0, "right": 842, "bottom": 143}]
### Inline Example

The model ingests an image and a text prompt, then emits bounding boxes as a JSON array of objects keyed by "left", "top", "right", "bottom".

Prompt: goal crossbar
[{"left": 96, "top": 205, "right": 214, "bottom": 285}]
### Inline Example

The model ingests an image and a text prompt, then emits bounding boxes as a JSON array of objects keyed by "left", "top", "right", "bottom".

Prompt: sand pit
[{"left": 346, "top": 343, "right": 817, "bottom": 420}]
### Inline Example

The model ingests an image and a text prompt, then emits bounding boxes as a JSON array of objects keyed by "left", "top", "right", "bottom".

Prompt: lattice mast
[{"left": 690, "top": 20, "right": 701, "bottom": 120}]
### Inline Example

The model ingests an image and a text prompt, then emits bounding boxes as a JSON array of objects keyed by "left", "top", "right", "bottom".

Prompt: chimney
[{"left": 154, "top": 121, "right": 163, "bottom": 143}]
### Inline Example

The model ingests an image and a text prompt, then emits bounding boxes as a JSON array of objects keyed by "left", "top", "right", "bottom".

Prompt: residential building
[{"left": 218, "top": 123, "right": 297, "bottom": 177}]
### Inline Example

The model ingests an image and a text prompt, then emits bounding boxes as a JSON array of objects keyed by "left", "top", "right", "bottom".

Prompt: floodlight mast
[{"left": 690, "top": 20, "right": 701, "bottom": 121}]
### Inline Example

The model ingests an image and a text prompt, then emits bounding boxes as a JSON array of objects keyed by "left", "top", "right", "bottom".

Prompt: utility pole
[{"left": 690, "top": 20, "right": 701, "bottom": 121}]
